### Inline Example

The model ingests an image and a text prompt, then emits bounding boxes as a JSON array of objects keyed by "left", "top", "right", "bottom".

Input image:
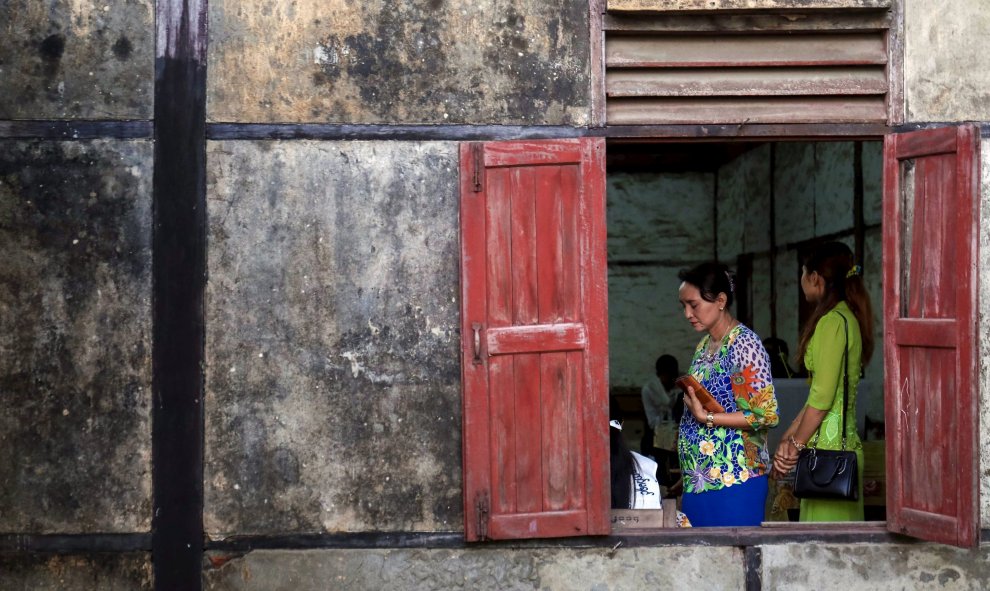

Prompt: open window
[{"left": 460, "top": 130, "right": 980, "bottom": 548}]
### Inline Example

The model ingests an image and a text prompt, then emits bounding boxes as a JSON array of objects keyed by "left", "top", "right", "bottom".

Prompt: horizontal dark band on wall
[
  {"left": 5, "top": 121, "right": 983, "bottom": 142},
  {"left": 205, "top": 524, "right": 967, "bottom": 552},
  {"left": 207, "top": 532, "right": 466, "bottom": 552},
  {"left": 604, "top": 123, "right": 887, "bottom": 138},
  {"left": 0, "top": 120, "right": 153, "bottom": 139},
  {"left": 207, "top": 124, "right": 589, "bottom": 141},
  {"left": 0, "top": 534, "right": 151, "bottom": 553},
  {"left": 892, "top": 122, "right": 990, "bottom": 138},
  {"left": 1, "top": 526, "right": 971, "bottom": 554}
]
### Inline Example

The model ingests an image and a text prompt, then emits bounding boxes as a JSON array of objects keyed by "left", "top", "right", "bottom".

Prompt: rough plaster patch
[
  {"left": 207, "top": 0, "right": 590, "bottom": 124},
  {"left": 203, "top": 547, "right": 745, "bottom": 591},
  {"left": 763, "top": 543, "right": 990, "bottom": 590},
  {"left": 204, "top": 140, "right": 461, "bottom": 536},
  {"left": 905, "top": 0, "right": 990, "bottom": 122}
]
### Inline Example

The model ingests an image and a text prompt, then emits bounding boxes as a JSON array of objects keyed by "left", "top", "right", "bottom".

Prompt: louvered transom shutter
[
  {"left": 882, "top": 125, "right": 980, "bottom": 548},
  {"left": 603, "top": 5, "right": 892, "bottom": 124},
  {"left": 460, "top": 139, "right": 609, "bottom": 541}
]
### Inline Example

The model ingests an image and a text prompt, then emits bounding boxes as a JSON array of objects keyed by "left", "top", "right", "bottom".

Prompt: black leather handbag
[{"left": 792, "top": 313, "right": 859, "bottom": 501}]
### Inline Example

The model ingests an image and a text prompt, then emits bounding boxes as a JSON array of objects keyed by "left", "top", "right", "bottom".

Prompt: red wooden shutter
[
  {"left": 460, "top": 138, "right": 609, "bottom": 541},
  {"left": 882, "top": 125, "right": 980, "bottom": 547}
]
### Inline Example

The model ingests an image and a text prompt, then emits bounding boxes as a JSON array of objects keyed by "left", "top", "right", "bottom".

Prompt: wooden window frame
[{"left": 462, "top": 125, "right": 982, "bottom": 549}]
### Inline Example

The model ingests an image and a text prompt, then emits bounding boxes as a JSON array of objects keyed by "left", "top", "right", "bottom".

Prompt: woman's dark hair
[
  {"left": 610, "top": 426, "right": 636, "bottom": 509},
  {"left": 678, "top": 262, "right": 735, "bottom": 308},
  {"left": 796, "top": 241, "right": 875, "bottom": 368}
]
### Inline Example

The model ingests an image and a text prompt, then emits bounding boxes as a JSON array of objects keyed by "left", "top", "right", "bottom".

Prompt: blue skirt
[{"left": 681, "top": 475, "right": 768, "bottom": 527}]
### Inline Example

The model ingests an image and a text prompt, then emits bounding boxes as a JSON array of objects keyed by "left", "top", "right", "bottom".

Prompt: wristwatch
[{"left": 705, "top": 412, "right": 715, "bottom": 428}]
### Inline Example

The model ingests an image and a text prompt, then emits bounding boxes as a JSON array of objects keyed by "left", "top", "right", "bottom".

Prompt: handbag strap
[{"left": 810, "top": 309, "right": 851, "bottom": 451}]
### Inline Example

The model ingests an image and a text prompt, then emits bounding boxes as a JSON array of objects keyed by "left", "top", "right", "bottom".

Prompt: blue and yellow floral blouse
[{"left": 677, "top": 324, "right": 779, "bottom": 494}]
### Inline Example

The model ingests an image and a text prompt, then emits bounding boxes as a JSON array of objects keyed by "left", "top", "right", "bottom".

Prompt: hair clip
[
  {"left": 609, "top": 420, "right": 623, "bottom": 431},
  {"left": 725, "top": 270, "right": 734, "bottom": 293},
  {"left": 846, "top": 265, "right": 862, "bottom": 279}
]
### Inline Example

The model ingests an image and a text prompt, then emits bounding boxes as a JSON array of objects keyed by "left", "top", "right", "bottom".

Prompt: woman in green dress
[{"left": 771, "top": 242, "right": 874, "bottom": 521}]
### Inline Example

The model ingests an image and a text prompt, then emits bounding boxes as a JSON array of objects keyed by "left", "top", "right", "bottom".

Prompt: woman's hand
[
  {"left": 772, "top": 440, "right": 799, "bottom": 479},
  {"left": 682, "top": 386, "right": 708, "bottom": 423}
]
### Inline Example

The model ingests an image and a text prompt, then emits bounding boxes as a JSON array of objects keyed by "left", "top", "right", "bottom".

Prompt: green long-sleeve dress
[{"left": 800, "top": 301, "right": 865, "bottom": 522}]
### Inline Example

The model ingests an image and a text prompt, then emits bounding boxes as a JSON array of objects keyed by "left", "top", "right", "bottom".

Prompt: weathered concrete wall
[
  {"left": 0, "top": 0, "right": 154, "bottom": 119},
  {"left": 204, "top": 141, "right": 462, "bottom": 537},
  {"left": 763, "top": 543, "right": 990, "bottom": 590},
  {"left": 0, "top": 553, "right": 151, "bottom": 590},
  {"left": 0, "top": 140, "right": 152, "bottom": 532},
  {"left": 607, "top": 171, "right": 715, "bottom": 387},
  {"left": 905, "top": 0, "right": 990, "bottom": 122},
  {"left": 206, "top": 0, "right": 590, "bottom": 124},
  {"left": 718, "top": 144, "right": 771, "bottom": 260},
  {"left": 202, "top": 546, "right": 745, "bottom": 590}
]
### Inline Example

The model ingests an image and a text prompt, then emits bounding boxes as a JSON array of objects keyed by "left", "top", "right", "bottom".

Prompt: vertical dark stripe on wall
[
  {"left": 713, "top": 173, "right": 719, "bottom": 261},
  {"left": 768, "top": 144, "right": 777, "bottom": 337},
  {"left": 744, "top": 546, "right": 763, "bottom": 591},
  {"left": 853, "top": 142, "right": 865, "bottom": 265},
  {"left": 152, "top": 1, "right": 208, "bottom": 589}
]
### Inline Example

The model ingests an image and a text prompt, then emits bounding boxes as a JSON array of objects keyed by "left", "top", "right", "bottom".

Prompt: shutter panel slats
[
  {"left": 882, "top": 125, "right": 980, "bottom": 548},
  {"left": 603, "top": 13, "right": 890, "bottom": 124},
  {"left": 607, "top": 96, "right": 887, "bottom": 124},
  {"left": 461, "top": 139, "right": 609, "bottom": 542},
  {"left": 606, "top": 34, "right": 886, "bottom": 68},
  {"left": 607, "top": 67, "right": 887, "bottom": 97}
]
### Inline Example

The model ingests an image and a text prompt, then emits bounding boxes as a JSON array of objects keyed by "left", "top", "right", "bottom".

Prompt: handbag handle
[
  {"left": 806, "top": 449, "right": 852, "bottom": 486},
  {"left": 810, "top": 311, "right": 851, "bottom": 452}
]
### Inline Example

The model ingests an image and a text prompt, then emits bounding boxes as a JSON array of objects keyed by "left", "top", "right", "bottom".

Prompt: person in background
[
  {"left": 762, "top": 337, "right": 797, "bottom": 379},
  {"left": 772, "top": 241, "right": 874, "bottom": 522},
  {"left": 610, "top": 417, "right": 691, "bottom": 527},
  {"left": 640, "top": 354, "right": 682, "bottom": 486},
  {"left": 677, "top": 262, "right": 779, "bottom": 527}
]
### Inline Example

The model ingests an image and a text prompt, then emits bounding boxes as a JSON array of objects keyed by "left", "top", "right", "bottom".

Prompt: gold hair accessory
[{"left": 846, "top": 265, "right": 862, "bottom": 279}]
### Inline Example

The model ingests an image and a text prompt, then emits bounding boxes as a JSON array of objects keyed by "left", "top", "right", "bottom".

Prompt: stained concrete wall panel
[
  {"left": 773, "top": 249, "right": 799, "bottom": 348},
  {"left": 763, "top": 543, "right": 990, "bottom": 590},
  {"left": 203, "top": 546, "right": 745, "bottom": 590},
  {"left": 0, "top": 0, "right": 153, "bottom": 119},
  {"left": 606, "top": 171, "right": 714, "bottom": 387},
  {"left": 905, "top": 0, "right": 990, "bottom": 122},
  {"left": 0, "top": 553, "right": 151, "bottom": 591},
  {"left": 980, "top": 138, "right": 990, "bottom": 528},
  {"left": 813, "top": 142, "right": 854, "bottom": 236},
  {"left": 717, "top": 144, "right": 770, "bottom": 259},
  {"left": 607, "top": 172, "right": 715, "bottom": 262},
  {"left": 207, "top": 0, "right": 590, "bottom": 125},
  {"left": 0, "top": 140, "right": 152, "bottom": 532},
  {"left": 773, "top": 143, "right": 816, "bottom": 246},
  {"left": 608, "top": 266, "right": 702, "bottom": 389},
  {"left": 749, "top": 253, "right": 771, "bottom": 339},
  {"left": 862, "top": 141, "right": 883, "bottom": 226},
  {"left": 861, "top": 227, "right": 884, "bottom": 391},
  {"left": 205, "top": 141, "right": 461, "bottom": 535}
]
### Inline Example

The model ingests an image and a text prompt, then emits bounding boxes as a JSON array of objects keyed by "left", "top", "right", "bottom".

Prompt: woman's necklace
[{"left": 705, "top": 320, "right": 738, "bottom": 357}]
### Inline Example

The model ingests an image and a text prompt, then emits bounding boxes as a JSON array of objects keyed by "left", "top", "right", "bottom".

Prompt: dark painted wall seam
[{"left": 152, "top": 0, "right": 208, "bottom": 589}]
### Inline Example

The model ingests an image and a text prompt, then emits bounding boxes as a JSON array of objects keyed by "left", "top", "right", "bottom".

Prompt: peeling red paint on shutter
[
  {"left": 882, "top": 125, "right": 980, "bottom": 548},
  {"left": 461, "top": 139, "right": 609, "bottom": 541}
]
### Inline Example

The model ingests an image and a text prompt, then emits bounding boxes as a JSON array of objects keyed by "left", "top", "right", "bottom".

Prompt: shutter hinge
[
  {"left": 471, "top": 143, "right": 484, "bottom": 193},
  {"left": 476, "top": 490, "right": 490, "bottom": 541}
]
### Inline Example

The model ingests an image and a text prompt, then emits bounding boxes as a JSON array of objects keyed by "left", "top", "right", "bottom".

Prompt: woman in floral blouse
[{"left": 677, "top": 263, "right": 779, "bottom": 526}]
